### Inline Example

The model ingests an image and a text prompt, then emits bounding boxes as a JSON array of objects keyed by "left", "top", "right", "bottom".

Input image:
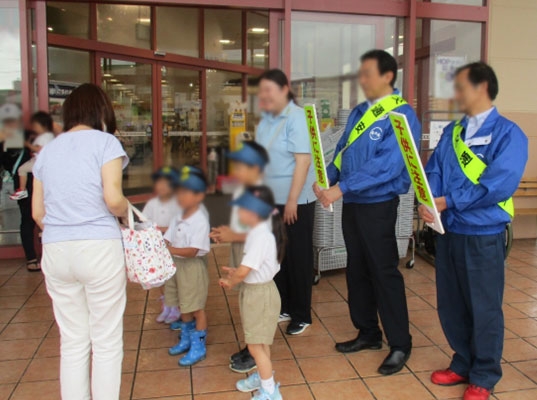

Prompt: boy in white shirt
[
  {"left": 220, "top": 185, "right": 285, "bottom": 400},
  {"left": 164, "top": 166, "right": 211, "bottom": 367},
  {"left": 144, "top": 166, "right": 182, "bottom": 324},
  {"left": 10, "top": 111, "right": 55, "bottom": 200},
  {"left": 209, "top": 141, "right": 269, "bottom": 373}
]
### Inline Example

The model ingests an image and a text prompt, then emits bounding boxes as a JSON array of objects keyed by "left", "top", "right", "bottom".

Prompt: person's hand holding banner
[
  {"left": 304, "top": 104, "right": 334, "bottom": 212},
  {"left": 389, "top": 112, "right": 445, "bottom": 234}
]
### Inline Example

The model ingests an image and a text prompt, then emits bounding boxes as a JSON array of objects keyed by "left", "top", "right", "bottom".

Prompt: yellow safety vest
[
  {"left": 452, "top": 121, "right": 514, "bottom": 218},
  {"left": 333, "top": 95, "right": 407, "bottom": 170}
]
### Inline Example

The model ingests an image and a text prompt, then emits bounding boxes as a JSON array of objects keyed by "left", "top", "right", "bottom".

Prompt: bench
[{"left": 514, "top": 177, "right": 537, "bottom": 216}]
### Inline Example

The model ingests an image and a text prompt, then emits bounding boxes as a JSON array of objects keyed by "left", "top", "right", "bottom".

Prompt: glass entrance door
[
  {"left": 100, "top": 56, "right": 153, "bottom": 193},
  {"left": 160, "top": 65, "right": 202, "bottom": 169}
]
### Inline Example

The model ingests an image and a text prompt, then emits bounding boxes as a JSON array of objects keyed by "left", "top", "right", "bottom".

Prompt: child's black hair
[
  {"left": 30, "top": 111, "right": 54, "bottom": 132},
  {"left": 246, "top": 185, "right": 287, "bottom": 263}
]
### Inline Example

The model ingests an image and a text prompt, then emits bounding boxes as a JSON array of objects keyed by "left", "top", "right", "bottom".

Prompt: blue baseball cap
[
  {"left": 152, "top": 166, "right": 179, "bottom": 184},
  {"left": 230, "top": 189, "right": 274, "bottom": 219},
  {"left": 227, "top": 141, "right": 269, "bottom": 169},
  {"left": 176, "top": 165, "right": 207, "bottom": 193}
]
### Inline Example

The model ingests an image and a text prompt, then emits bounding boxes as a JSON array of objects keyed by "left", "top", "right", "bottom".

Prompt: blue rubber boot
[
  {"left": 179, "top": 329, "right": 207, "bottom": 366},
  {"left": 168, "top": 320, "right": 196, "bottom": 356}
]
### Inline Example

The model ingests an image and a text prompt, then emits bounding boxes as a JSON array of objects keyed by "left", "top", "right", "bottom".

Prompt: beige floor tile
[
  {"left": 10, "top": 380, "right": 61, "bottom": 400},
  {"left": 406, "top": 346, "right": 453, "bottom": 373},
  {"left": 132, "top": 369, "right": 191, "bottom": 398},
  {"left": 279, "top": 384, "right": 314, "bottom": 399},
  {"left": 21, "top": 356, "right": 59, "bottom": 382},
  {"left": 0, "top": 360, "right": 30, "bottom": 384},
  {"left": 287, "top": 334, "right": 337, "bottom": 358},
  {"left": 0, "top": 339, "right": 41, "bottom": 361},
  {"left": 503, "top": 338, "right": 537, "bottom": 362},
  {"left": 347, "top": 348, "right": 409, "bottom": 378},
  {"left": 416, "top": 371, "right": 467, "bottom": 399},
  {"left": 495, "top": 389, "right": 537, "bottom": 400},
  {"left": 191, "top": 365, "right": 237, "bottom": 394},
  {"left": 495, "top": 364, "right": 536, "bottom": 393},
  {"left": 310, "top": 379, "right": 375, "bottom": 400},
  {"left": 298, "top": 354, "right": 357, "bottom": 382},
  {"left": 365, "top": 372, "right": 435, "bottom": 400}
]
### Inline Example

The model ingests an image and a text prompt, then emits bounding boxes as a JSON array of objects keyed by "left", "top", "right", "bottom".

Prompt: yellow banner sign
[
  {"left": 389, "top": 111, "right": 444, "bottom": 234},
  {"left": 304, "top": 104, "right": 330, "bottom": 189}
]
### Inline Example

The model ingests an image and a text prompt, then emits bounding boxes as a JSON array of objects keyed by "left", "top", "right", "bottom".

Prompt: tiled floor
[{"left": 1, "top": 240, "right": 537, "bottom": 399}]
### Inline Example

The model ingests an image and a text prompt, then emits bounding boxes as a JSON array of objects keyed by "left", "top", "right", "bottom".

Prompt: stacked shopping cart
[{"left": 312, "top": 109, "right": 416, "bottom": 277}]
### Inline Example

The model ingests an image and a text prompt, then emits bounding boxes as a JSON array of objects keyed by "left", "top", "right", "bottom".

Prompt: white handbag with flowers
[{"left": 121, "top": 203, "right": 176, "bottom": 290}]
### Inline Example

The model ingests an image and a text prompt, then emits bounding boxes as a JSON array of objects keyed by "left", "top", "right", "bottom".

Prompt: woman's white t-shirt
[{"left": 241, "top": 221, "right": 280, "bottom": 284}]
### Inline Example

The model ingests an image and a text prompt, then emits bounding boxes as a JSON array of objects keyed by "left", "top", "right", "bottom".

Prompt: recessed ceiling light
[
  {"left": 250, "top": 27, "right": 267, "bottom": 33},
  {"left": 109, "top": 78, "right": 119, "bottom": 83},
  {"left": 137, "top": 18, "right": 150, "bottom": 24},
  {"left": 189, "top": 83, "right": 193, "bottom": 87},
  {"left": 103, "top": 73, "right": 112, "bottom": 78},
  {"left": 399, "top": 35, "right": 404, "bottom": 39},
  {"left": 47, "top": 27, "right": 53, "bottom": 32},
  {"left": 219, "top": 39, "right": 232, "bottom": 44},
  {"left": 107, "top": 17, "right": 113, "bottom": 22},
  {"left": 254, "top": 53, "right": 267, "bottom": 58}
]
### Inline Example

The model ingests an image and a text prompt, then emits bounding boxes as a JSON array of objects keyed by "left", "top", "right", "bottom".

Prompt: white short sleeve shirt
[
  {"left": 142, "top": 197, "right": 180, "bottom": 229},
  {"left": 164, "top": 207, "right": 211, "bottom": 257},
  {"left": 241, "top": 221, "right": 280, "bottom": 284}
]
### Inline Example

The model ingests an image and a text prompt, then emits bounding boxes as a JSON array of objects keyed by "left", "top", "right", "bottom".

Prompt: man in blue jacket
[
  {"left": 314, "top": 50, "right": 421, "bottom": 375},
  {"left": 420, "top": 62, "right": 528, "bottom": 400}
]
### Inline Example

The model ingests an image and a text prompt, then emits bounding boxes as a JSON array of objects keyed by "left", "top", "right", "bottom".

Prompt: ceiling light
[
  {"left": 61, "top": 8, "right": 66, "bottom": 12},
  {"left": 398, "top": 35, "right": 404, "bottom": 39},
  {"left": 137, "top": 18, "right": 150, "bottom": 24},
  {"left": 107, "top": 17, "right": 113, "bottom": 22},
  {"left": 219, "top": 39, "right": 232, "bottom": 44},
  {"left": 47, "top": 27, "right": 53, "bottom": 32},
  {"left": 103, "top": 73, "right": 112, "bottom": 78},
  {"left": 189, "top": 83, "right": 193, "bottom": 87},
  {"left": 254, "top": 53, "right": 267, "bottom": 58},
  {"left": 109, "top": 78, "right": 119, "bottom": 83},
  {"left": 250, "top": 27, "right": 267, "bottom": 33}
]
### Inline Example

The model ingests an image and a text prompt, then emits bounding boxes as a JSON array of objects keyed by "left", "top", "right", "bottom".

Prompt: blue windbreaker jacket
[
  {"left": 425, "top": 107, "right": 528, "bottom": 235},
  {"left": 326, "top": 90, "right": 422, "bottom": 204}
]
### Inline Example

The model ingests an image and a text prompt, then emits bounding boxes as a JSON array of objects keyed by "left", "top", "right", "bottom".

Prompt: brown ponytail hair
[{"left": 258, "top": 69, "right": 297, "bottom": 104}]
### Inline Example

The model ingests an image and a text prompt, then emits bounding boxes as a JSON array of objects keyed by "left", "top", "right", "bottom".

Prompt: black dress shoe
[
  {"left": 378, "top": 348, "right": 411, "bottom": 375},
  {"left": 335, "top": 336, "right": 383, "bottom": 354}
]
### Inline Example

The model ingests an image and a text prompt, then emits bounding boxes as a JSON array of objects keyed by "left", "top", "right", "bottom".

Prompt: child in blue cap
[
  {"left": 164, "top": 166, "right": 211, "bottom": 366},
  {"left": 209, "top": 140, "right": 269, "bottom": 373},
  {"left": 220, "top": 185, "right": 285, "bottom": 400},
  {"left": 144, "top": 166, "right": 182, "bottom": 324}
]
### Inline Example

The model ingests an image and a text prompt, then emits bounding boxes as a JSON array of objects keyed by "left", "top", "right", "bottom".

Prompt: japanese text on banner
[
  {"left": 389, "top": 114, "right": 434, "bottom": 208},
  {"left": 304, "top": 105, "right": 329, "bottom": 189}
]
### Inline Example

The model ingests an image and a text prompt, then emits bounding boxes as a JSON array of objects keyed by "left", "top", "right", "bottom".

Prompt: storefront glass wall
[
  {"left": 46, "top": 2, "right": 89, "bottom": 38},
  {"left": 156, "top": 7, "right": 199, "bottom": 58},
  {"left": 291, "top": 13, "right": 402, "bottom": 130},
  {"left": 97, "top": 4, "right": 151, "bottom": 49}
]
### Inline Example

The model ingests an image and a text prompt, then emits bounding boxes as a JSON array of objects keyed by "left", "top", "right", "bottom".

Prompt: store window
[
  {"left": 291, "top": 12, "right": 400, "bottom": 129},
  {"left": 415, "top": 19, "right": 482, "bottom": 117},
  {"left": 206, "top": 70, "right": 242, "bottom": 177},
  {"left": 97, "top": 4, "right": 151, "bottom": 49},
  {"left": 47, "top": 47, "right": 91, "bottom": 121},
  {"left": 101, "top": 58, "right": 153, "bottom": 193},
  {"left": 204, "top": 9, "right": 242, "bottom": 64},
  {"left": 156, "top": 7, "right": 199, "bottom": 58},
  {"left": 0, "top": 3, "right": 21, "bottom": 107},
  {"left": 0, "top": 1, "right": 22, "bottom": 247},
  {"left": 46, "top": 1, "right": 89, "bottom": 39},
  {"left": 247, "top": 11, "right": 269, "bottom": 69}
]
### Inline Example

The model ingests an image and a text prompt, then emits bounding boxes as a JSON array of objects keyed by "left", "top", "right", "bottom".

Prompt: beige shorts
[
  {"left": 165, "top": 256, "right": 208, "bottom": 314},
  {"left": 240, "top": 280, "right": 281, "bottom": 345},
  {"left": 229, "top": 242, "right": 245, "bottom": 269}
]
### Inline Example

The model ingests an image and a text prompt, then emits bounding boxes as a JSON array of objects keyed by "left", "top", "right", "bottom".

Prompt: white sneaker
[
  {"left": 278, "top": 313, "right": 291, "bottom": 323},
  {"left": 9, "top": 189, "right": 28, "bottom": 200}
]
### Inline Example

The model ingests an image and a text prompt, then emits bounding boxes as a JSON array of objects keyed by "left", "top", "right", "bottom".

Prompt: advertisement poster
[{"left": 433, "top": 56, "right": 466, "bottom": 99}]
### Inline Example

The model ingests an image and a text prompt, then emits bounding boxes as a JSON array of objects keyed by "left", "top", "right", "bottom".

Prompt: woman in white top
[
  {"left": 32, "top": 83, "right": 130, "bottom": 400},
  {"left": 220, "top": 185, "right": 286, "bottom": 400}
]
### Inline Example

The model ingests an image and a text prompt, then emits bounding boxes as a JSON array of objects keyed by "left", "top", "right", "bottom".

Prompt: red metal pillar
[
  {"left": 283, "top": 0, "right": 291, "bottom": 76},
  {"left": 403, "top": 0, "right": 417, "bottom": 106},
  {"left": 18, "top": 0, "right": 32, "bottom": 122},
  {"left": 35, "top": 0, "right": 48, "bottom": 112}
]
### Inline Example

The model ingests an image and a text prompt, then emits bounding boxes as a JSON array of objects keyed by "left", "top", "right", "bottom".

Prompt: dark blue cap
[
  {"left": 227, "top": 141, "right": 268, "bottom": 169},
  {"left": 177, "top": 166, "right": 207, "bottom": 193},
  {"left": 230, "top": 189, "right": 274, "bottom": 219},
  {"left": 152, "top": 166, "right": 179, "bottom": 185}
]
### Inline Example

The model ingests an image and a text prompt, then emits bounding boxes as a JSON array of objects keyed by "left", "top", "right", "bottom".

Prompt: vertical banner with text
[
  {"left": 389, "top": 111, "right": 444, "bottom": 234},
  {"left": 304, "top": 104, "right": 333, "bottom": 212}
]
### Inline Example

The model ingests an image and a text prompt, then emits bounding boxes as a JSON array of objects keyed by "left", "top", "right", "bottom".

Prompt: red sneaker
[
  {"left": 464, "top": 384, "right": 491, "bottom": 400},
  {"left": 431, "top": 369, "right": 468, "bottom": 386}
]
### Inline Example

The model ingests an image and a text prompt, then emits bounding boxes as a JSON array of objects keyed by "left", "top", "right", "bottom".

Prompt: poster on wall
[
  {"left": 433, "top": 56, "right": 466, "bottom": 99},
  {"left": 48, "top": 81, "right": 80, "bottom": 119}
]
